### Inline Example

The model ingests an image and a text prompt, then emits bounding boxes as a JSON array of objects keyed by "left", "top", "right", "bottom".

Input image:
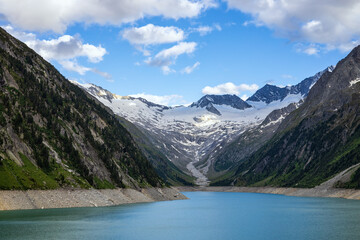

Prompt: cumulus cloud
[
  {"left": 3, "top": 25, "right": 111, "bottom": 79},
  {"left": 58, "top": 60, "right": 91, "bottom": 75},
  {"left": 225, "top": 0, "right": 360, "bottom": 52},
  {"left": 303, "top": 47, "right": 319, "bottom": 56},
  {"left": 294, "top": 43, "right": 321, "bottom": 56},
  {"left": 202, "top": 82, "right": 259, "bottom": 95},
  {"left": 129, "top": 93, "right": 185, "bottom": 106},
  {"left": 122, "top": 24, "right": 185, "bottom": 45},
  {"left": 26, "top": 35, "right": 107, "bottom": 63},
  {"left": 182, "top": 61, "right": 200, "bottom": 74},
  {"left": 0, "top": 0, "right": 217, "bottom": 33},
  {"left": 146, "top": 42, "right": 197, "bottom": 74}
]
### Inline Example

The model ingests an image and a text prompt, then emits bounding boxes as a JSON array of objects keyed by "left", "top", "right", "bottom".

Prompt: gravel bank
[
  {"left": 176, "top": 186, "right": 360, "bottom": 200},
  {"left": 0, "top": 187, "right": 187, "bottom": 211}
]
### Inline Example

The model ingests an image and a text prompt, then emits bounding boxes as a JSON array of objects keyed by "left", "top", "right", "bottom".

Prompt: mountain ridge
[
  {"left": 74, "top": 67, "right": 326, "bottom": 185},
  {"left": 190, "top": 94, "right": 251, "bottom": 115},
  {"left": 214, "top": 45, "right": 360, "bottom": 188},
  {"left": 247, "top": 66, "right": 334, "bottom": 104},
  {"left": 0, "top": 27, "right": 163, "bottom": 190}
]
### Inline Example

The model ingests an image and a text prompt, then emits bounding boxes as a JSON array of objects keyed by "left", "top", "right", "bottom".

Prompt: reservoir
[{"left": 1, "top": 192, "right": 360, "bottom": 240}]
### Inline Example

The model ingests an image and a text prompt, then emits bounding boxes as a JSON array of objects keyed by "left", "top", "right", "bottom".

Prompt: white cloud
[
  {"left": 226, "top": 0, "right": 360, "bottom": 51},
  {"left": 214, "top": 23, "right": 222, "bottom": 31},
  {"left": 4, "top": 25, "right": 111, "bottom": 79},
  {"left": 240, "top": 94, "right": 248, "bottom": 101},
  {"left": 190, "top": 24, "right": 222, "bottom": 36},
  {"left": 191, "top": 26, "right": 213, "bottom": 36},
  {"left": 161, "top": 66, "right": 176, "bottom": 75},
  {"left": 91, "top": 69, "right": 113, "bottom": 81},
  {"left": 146, "top": 42, "right": 197, "bottom": 74},
  {"left": 59, "top": 60, "right": 91, "bottom": 75},
  {"left": 154, "top": 42, "right": 197, "bottom": 60},
  {"left": 336, "top": 40, "right": 360, "bottom": 52},
  {"left": 295, "top": 43, "right": 320, "bottom": 55},
  {"left": 202, "top": 82, "right": 259, "bottom": 95},
  {"left": 0, "top": 0, "right": 217, "bottom": 33},
  {"left": 122, "top": 24, "right": 185, "bottom": 45},
  {"left": 303, "top": 47, "right": 319, "bottom": 56},
  {"left": 26, "top": 35, "right": 107, "bottom": 63},
  {"left": 129, "top": 93, "right": 185, "bottom": 106},
  {"left": 182, "top": 61, "right": 200, "bottom": 74}
]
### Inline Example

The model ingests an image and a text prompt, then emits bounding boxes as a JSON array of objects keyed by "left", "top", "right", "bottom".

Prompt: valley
[{"left": 73, "top": 67, "right": 332, "bottom": 185}]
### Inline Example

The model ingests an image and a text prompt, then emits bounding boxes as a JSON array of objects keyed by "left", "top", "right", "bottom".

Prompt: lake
[{"left": 1, "top": 192, "right": 360, "bottom": 240}]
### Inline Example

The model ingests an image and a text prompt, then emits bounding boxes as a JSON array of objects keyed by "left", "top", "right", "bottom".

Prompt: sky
[{"left": 0, "top": 0, "right": 359, "bottom": 106}]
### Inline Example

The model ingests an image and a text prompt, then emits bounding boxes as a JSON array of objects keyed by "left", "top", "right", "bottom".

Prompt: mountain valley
[{"left": 73, "top": 66, "right": 333, "bottom": 185}]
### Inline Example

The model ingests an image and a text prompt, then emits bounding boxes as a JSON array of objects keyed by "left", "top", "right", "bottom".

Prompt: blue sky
[{"left": 1, "top": 0, "right": 358, "bottom": 105}]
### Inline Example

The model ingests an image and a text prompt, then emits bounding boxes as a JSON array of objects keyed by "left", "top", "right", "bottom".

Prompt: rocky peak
[
  {"left": 247, "top": 66, "right": 334, "bottom": 104},
  {"left": 191, "top": 94, "right": 251, "bottom": 115}
]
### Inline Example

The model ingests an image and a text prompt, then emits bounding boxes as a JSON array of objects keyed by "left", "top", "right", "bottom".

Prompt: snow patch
[{"left": 350, "top": 78, "right": 360, "bottom": 87}]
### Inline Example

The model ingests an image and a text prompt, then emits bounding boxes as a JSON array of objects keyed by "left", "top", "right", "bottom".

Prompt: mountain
[
  {"left": 0, "top": 27, "right": 163, "bottom": 190},
  {"left": 69, "top": 81, "right": 195, "bottom": 186},
  {"left": 210, "top": 102, "right": 299, "bottom": 175},
  {"left": 74, "top": 68, "right": 325, "bottom": 185},
  {"left": 216, "top": 46, "right": 360, "bottom": 188},
  {"left": 247, "top": 66, "right": 334, "bottom": 104},
  {"left": 190, "top": 94, "right": 251, "bottom": 115}
]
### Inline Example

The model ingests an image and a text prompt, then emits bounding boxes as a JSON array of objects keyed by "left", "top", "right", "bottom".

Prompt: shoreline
[
  {"left": 176, "top": 186, "right": 360, "bottom": 200},
  {"left": 0, "top": 187, "right": 187, "bottom": 211}
]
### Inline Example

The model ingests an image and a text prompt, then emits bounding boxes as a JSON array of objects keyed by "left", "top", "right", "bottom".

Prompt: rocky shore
[
  {"left": 0, "top": 187, "right": 187, "bottom": 211},
  {"left": 176, "top": 186, "right": 360, "bottom": 200}
]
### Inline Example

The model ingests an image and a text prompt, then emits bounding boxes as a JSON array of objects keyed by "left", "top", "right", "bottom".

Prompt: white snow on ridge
[
  {"left": 350, "top": 78, "right": 360, "bottom": 87},
  {"left": 71, "top": 80, "right": 307, "bottom": 185}
]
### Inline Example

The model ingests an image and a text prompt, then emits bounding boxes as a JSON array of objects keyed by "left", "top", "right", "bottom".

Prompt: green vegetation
[
  {"left": 93, "top": 177, "right": 115, "bottom": 189},
  {"left": 0, "top": 153, "right": 58, "bottom": 190},
  {"left": 0, "top": 27, "right": 164, "bottom": 190},
  {"left": 224, "top": 95, "right": 360, "bottom": 188}
]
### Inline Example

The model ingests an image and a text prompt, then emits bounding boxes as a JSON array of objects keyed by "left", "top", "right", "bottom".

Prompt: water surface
[{"left": 1, "top": 192, "right": 360, "bottom": 240}]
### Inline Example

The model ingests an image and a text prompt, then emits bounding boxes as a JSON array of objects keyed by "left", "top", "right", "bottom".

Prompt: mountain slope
[
  {"left": 223, "top": 46, "right": 360, "bottom": 188},
  {"left": 247, "top": 66, "right": 333, "bottom": 104},
  {"left": 211, "top": 102, "right": 299, "bottom": 174},
  {"left": 0, "top": 27, "right": 163, "bottom": 190},
  {"left": 117, "top": 117, "right": 194, "bottom": 186},
  {"left": 74, "top": 67, "right": 326, "bottom": 185}
]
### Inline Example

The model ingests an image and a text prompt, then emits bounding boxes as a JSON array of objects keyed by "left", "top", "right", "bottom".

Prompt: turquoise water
[{"left": 1, "top": 192, "right": 360, "bottom": 240}]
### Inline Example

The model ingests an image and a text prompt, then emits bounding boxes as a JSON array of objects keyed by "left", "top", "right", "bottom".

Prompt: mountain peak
[
  {"left": 190, "top": 94, "right": 251, "bottom": 115},
  {"left": 70, "top": 81, "right": 170, "bottom": 111},
  {"left": 247, "top": 66, "right": 333, "bottom": 104}
]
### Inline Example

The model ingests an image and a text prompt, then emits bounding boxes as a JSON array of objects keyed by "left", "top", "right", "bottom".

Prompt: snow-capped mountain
[
  {"left": 247, "top": 66, "right": 335, "bottom": 104},
  {"left": 190, "top": 94, "right": 251, "bottom": 115},
  {"left": 70, "top": 67, "right": 332, "bottom": 186}
]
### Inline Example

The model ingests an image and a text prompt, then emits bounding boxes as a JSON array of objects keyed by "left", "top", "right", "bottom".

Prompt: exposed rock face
[
  {"left": 75, "top": 68, "right": 328, "bottom": 186},
  {"left": 190, "top": 94, "right": 251, "bottom": 115},
  {"left": 247, "top": 66, "right": 334, "bottom": 104},
  {"left": 222, "top": 46, "right": 360, "bottom": 188},
  {"left": 210, "top": 102, "right": 300, "bottom": 175},
  {"left": 0, "top": 27, "right": 163, "bottom": 190}
]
